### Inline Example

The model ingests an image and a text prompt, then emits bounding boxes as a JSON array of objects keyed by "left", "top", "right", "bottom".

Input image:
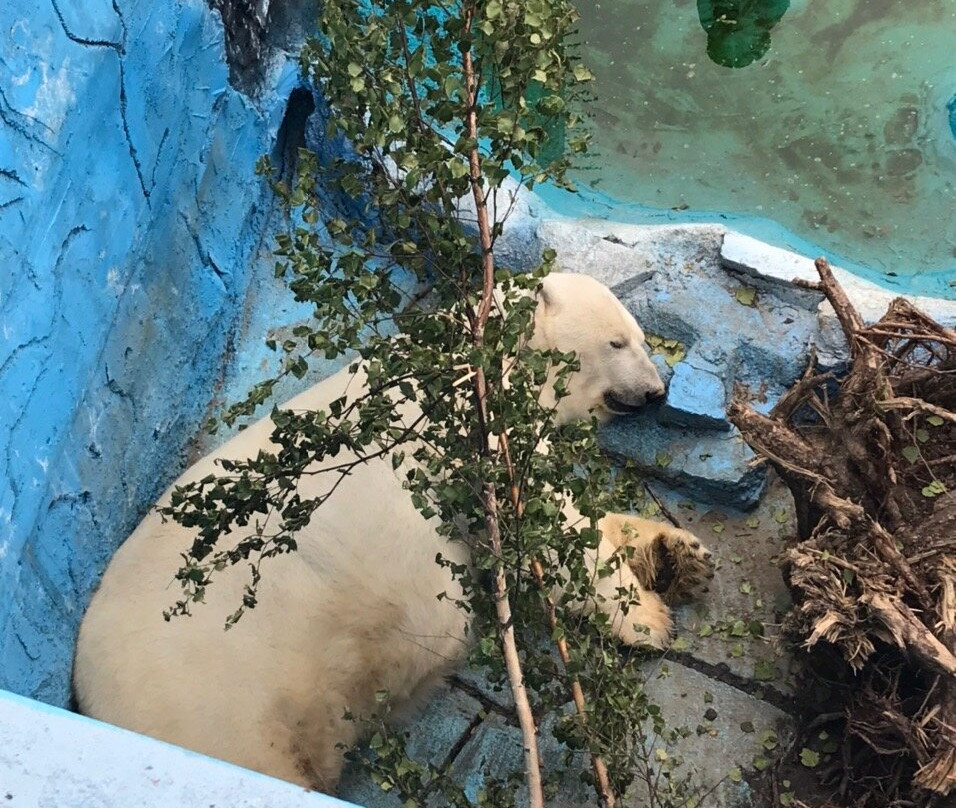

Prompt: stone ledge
[{"left": 721, "top": 231, "right": 956, "bottom": 325}]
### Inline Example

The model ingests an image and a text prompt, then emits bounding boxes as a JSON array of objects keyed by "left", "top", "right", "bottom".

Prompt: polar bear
[{"left": 73, "top": 273, "right": 713, "bottom": 791}]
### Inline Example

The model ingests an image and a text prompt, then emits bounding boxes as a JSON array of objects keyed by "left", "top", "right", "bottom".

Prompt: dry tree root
[{"left": 728, "top": 258, "right": 956, "bottom": 807}]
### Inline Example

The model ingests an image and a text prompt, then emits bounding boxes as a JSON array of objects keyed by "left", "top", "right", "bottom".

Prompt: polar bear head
[{"left": 528, "top": 273, "right": 665, "bottom": 425}]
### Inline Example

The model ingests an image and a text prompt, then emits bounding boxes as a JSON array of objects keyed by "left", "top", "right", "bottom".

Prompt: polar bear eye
[{"left": 609, "top": 339, "right": 627, "bottom": 350}]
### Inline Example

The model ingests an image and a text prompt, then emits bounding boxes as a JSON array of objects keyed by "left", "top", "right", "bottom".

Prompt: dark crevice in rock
[
  {"left": 436, "top": 712, "right": 486, "bottom": 773},
  {"left": 664, "top": 650, "right": 797, "bottom": 716},
  {"left": 610, "top": 270, "right": 656, "bottom": 299},
  {"left": 179, "top": 211, "right": 228, "bottom": 283},
  {"left": 148, "top": 128, "right": 170, "bottom": 192},
  {"left": 272, "top": 86, "right": 316, "bottom": 183},
  {"left": 208, "top": 0, "right": 318, "bottom": 93},
  {"left": 56, "top": 0, "right": 149, "bottom": 204},
  {"left": 447, "top": 674, "right": 518, "bottom": 722}
]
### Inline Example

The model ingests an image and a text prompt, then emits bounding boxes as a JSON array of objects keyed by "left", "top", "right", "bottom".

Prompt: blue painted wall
[{"left": 0, "top": 0, "right": 299, "bottom": 705}]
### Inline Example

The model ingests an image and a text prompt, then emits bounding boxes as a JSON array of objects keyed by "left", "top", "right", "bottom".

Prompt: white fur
[{"left": 74, "top": 274, "right": 700, "bottom": 790}]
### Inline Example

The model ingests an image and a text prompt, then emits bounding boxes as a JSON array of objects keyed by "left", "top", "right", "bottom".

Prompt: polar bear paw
[
  {"left": 614, "top": 590, "right": 674, "bottom": 650},
  {"left": 643, "top": 527, "right": 715, "bottom": 605}
]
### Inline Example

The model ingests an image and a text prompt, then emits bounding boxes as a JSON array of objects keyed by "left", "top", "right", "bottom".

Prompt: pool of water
[{"left": 560, "top": 0, "right": 956, "bottom": 297}]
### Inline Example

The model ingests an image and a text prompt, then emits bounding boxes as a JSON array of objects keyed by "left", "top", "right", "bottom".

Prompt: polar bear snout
[
  {"left": 602, "top": 382, "right": 665, "bottom": 415},
  {"left": 600, "top": 351, "right": 667, "bottom": 414}
]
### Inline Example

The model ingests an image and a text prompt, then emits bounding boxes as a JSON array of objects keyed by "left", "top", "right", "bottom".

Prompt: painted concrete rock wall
[{"left": 0, "top": 0, "right": 299, "bottom": 705}]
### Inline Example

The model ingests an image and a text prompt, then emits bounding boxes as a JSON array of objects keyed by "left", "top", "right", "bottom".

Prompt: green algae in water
[{"left": 573, "top": 0, "right": 956, "bottom": 279}]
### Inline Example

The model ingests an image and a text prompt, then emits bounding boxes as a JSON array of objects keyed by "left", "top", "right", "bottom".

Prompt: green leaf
[
  {"left": 800, "top": 748, "right": 820, "bottom": 768},
  {"left": 927, "top": 415, "right": 944, "bottom": 426},
  {"left": 753, "top": 660, "right": 777, "bottom": 681},
  {"left": 760, "top": 730, "right": 779, "bottom": 750},
  {"left": 735, "top": 286, "right": 757, "bottom": 306},
  {"left": 902, "top": 445, "right": 920, "bottom": 464}
]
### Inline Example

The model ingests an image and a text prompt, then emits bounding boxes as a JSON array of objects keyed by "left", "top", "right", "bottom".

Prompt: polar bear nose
[{"left": 647, "top": 386, "right": 667, "bottom": 403}]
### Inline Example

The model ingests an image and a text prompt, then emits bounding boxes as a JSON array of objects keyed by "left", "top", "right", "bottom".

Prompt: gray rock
[
  {"left": 659, "top": 357, "right": 731, "bottom": 432},
  {"left": 601, "top": 414, "right": 767, "bottom": 510},
  {"left": 441, "top": 661, "right": 793, "bottom": 808}
]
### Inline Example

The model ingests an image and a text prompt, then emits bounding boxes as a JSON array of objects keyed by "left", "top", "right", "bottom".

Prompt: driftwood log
[{"left": 728, "top": 259, "right": 956, "bottom": 806}]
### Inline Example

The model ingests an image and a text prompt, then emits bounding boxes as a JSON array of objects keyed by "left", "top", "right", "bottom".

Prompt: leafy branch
[{"left": 162, "top": 2, "right": 699, "bottom": 805}]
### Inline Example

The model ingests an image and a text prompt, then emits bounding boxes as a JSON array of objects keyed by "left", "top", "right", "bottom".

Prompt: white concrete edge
[{"left": 0, "top": 688, "right": 357, "bottom": 808}]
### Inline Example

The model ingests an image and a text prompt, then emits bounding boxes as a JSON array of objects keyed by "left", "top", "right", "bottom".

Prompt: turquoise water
[{"left": 560, "top": 0, "right": 956, "bottom": 297}]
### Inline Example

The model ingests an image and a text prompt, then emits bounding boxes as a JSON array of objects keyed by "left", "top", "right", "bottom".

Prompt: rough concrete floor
[{"left": 337, "top": 476, "right": 800, "bottom": 808}]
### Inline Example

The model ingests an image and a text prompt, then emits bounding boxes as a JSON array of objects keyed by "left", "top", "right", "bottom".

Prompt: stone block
[
  {"left": 601, "top": 412, "right": 767, "bottom": 510},
  {"left": 659, "top": 359, "right": 729, "bottom": 431}
]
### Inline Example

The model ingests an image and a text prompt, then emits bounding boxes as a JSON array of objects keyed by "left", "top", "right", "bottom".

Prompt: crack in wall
[
  {"left": 0, "top": 169, "right": 27, "bottom": 186},
  {"left": 148, "top": 127, "right": 170, "bottom": 192},
  {"left": 44, "top": 490, "right": 94, "bottom": 596},
  {"left": 180, "top": 211, "right": 227, "bottom": 282},
  {"left": 2, "top": 223, "right": 81, "bottom": 511},
  {"left": 4, "top": 364, "right": 52, "bottom": 505},
  {"left": 0, "top": 86, "right": 60, "bottom": 152},
  {"left": 49, "top": 0, "right": 124, "bottom": 51},
  {"left": 47, "top": 0, "right": 151, "bottom": 203},
  {"left": 435, "top": 711, "right": 486, "bottom": 778},
  {"left": 447, "top": 674, "right": 518, "bottom": 722},
  {"left": 117, "top": 60, "right": 150, "bottom": 203},
  {"left": 103, "top": 363, "right": 137, "bottom": 417}
]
